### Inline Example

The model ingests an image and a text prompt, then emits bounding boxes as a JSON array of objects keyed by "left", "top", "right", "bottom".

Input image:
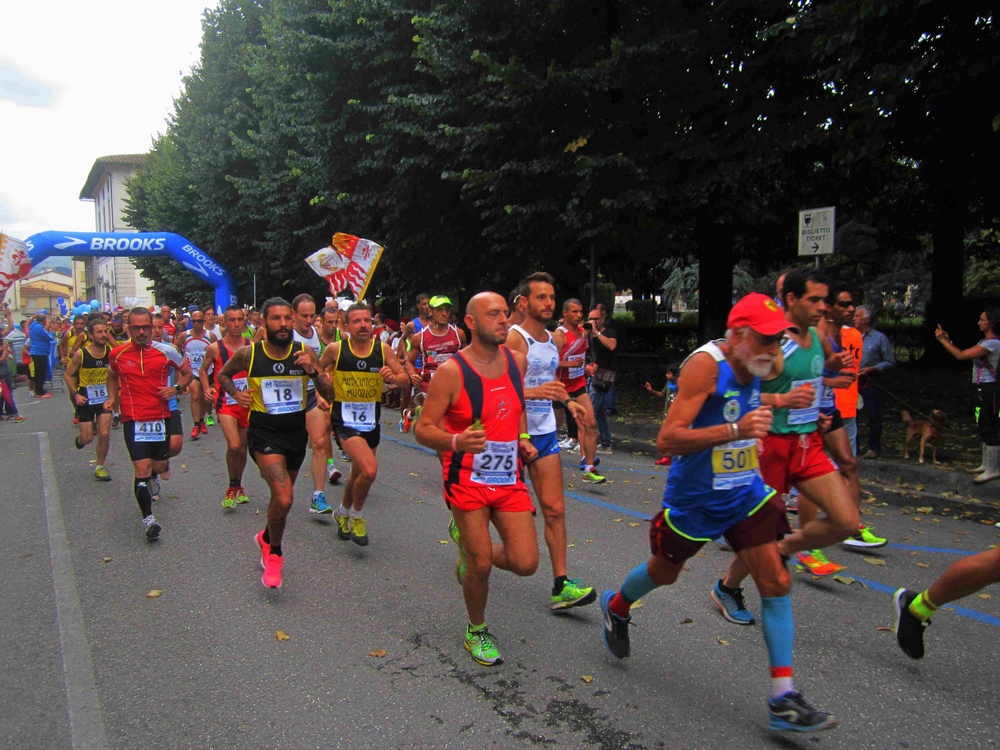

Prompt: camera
[{"left": 582, "top": 322, "right": 592, "bottom": 331}]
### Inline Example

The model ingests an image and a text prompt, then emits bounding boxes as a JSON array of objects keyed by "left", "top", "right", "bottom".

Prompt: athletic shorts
[
  {"left": 306, "top": 389, "right": 318, "bottom": 412},
  {"left": 444, "top": 483, "right": 535, "bottom": 514},
  {"left": 218, "top": 404, "right": 250, "bottom": 429},
  {"left": 248, "top": 425, "right": 308, "bottom": 472},
  {"left": 168, "top": 409, "right": 182, "bottom": 435},
  {"left": 334, "top": 424, "right": 381, "bottom": 451},
  {"left": 759, "top": 431, "right": 837, "bottom": 496},
  {"left": 529, "top": 431, "right": 560, "bottom": 459},
  {"left": 75, "top": 403, "right": 107, "bottom": 424},
  {"left": 827, "top": 408, "right": 844, "bottom": 432},
  {"left": 650, "top": 493, "right": 789, "bottom": 565},
  {"left": 123, "top": 417, "right": 175, "bottom": 462}
]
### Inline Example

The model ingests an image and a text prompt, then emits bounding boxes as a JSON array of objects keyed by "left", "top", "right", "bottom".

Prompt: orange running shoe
[
  {"left": 199, "top": 422, "right": 208, "bottom": 435},
  {"left": 261, "top": 551, "right": 283, "bottom": 589},
  {"left": 255, "top": 530, "right": 270, "bottom": 569},
  {"left": 189, "top": 427, "right": 200, "bottom": 440},
  {"left": 796, "top": 550, "right": 844, "bottom": 577}
]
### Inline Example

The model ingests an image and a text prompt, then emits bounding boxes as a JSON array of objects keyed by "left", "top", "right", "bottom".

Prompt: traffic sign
[{"left": 798, "top": 206, "right": 835, "bottom": 256}]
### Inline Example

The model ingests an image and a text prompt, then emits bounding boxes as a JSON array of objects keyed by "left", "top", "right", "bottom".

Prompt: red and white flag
[
  {"left": 305, "top": 233, "right": 383, "bottom": 301},
  {"left": 0, "top": 234, "right": 32, "bottom": 303}
]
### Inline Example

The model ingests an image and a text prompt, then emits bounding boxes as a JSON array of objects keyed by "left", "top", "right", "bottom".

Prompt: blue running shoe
[
  {"left": 309, "top": 492, "right": 332, "bottom": 514},
  {"left": 599, "top": 590, "right": 631, "bottom": 659},
  {"left": 710, "top": 579, "right": 755, "bottom": 625},
  {"left": 768, "top": 692, "right": 837, "bottom": 733}
]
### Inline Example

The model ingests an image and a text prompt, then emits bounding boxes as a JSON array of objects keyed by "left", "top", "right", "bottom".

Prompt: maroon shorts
[
  {"left": 444, "top": 483, "right": 535, "bottom": 514},
  {"left": 218, "top": 404, "right": 250, "bottom": 429},
  {"left": 759, "top": 431, "right": 836, "bottom": 496},
  {"left": 649, "top": 495, "right": 790, "bottom": 565}
]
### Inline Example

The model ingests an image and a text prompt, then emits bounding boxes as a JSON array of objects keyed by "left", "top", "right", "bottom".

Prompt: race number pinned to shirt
[
  {"left": 261, "top": 378, "right": 304, "bottom": 414},
  {"left": 224, "top": 376, "right": 248, "bottom": 406},
  {"left": 134, "top": 419, "right": 166, "bottom": 442},
  {"left": 567, "top": 355, "right": 585, "bottom": 380},
  {"left": 86, "top": 384, "right": 108, "bottom": 405},
  {"left": 787, "top": 378, "right": 822, "bottom": 425},
  {"left": 471, "top": 440, "right": 517, "bottom": 486},
  {"left": 341, "top": 402, "right": 375, "bottom": 431},
  {"left": 711, "top": 439, "right": 759, "bottom": 490}
]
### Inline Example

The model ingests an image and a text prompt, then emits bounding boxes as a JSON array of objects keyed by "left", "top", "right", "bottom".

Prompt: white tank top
[
  {"left": 184, "top": 335, "right": 211, "bottom": 375},
  {"left": 293, "top": 327, "right": 322, "bottom": 392},
  {"left": 509, "top": 324, "right": 558, "bottom": 435}
]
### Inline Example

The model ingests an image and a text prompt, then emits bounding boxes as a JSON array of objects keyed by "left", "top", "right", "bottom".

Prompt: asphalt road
[{"left": 4, "top": 389, "right": 1000, "bottom": 750}]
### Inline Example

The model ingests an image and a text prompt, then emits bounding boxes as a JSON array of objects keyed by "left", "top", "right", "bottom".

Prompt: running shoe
[
  {"left": 235, "top": 487, "right": 250, "bottom": 504},
  {"left": 341, "top": 451, "right": 351, "bottom": 463},
  {"left": 72, "top": 416, "right": 79, "bottom": 425},
  {"left": 581, "top": 471, "right": 606, "bottom": 484},
  {"left": 401, "top": 409, "right": 413, "bottom": 433},
  {"left": 350, "top": 516, "right": 369, "bottom": 546},
  {"left": 143, "top": 514, "right": 161, "bottom": 541},
  {"left": 199, "top": 422, "right": 208, "bottom": 435},
  {"left": 654, "top": 456, "right": 671, "bottom": 466},
  {"left": 551, "top": 578, "right": 597, "bottom": 610},
  {"left": 767, "top": 692, "right": 837, "bottom": 733},
  {"left": 796, "top": 550, "right": 843, "bottom": 576},
  {"left": 398, "top": 418, "right": 404, "bottom": 433},
  {"left": 327, "top": 463, "right": 342, "bottom": 484},
  {"left": 112, "top": 413, "right": 121, "bottom": 428},
  {"left": 74, "top": 436, "right": 85, "bottom": 450},
  {"left": 893, "top": 588, "right": 929, "bottom": 659},
  {"left": 710, "top": 579, "right": 756, "bottom": 625},
  {"left": 595, "top": 445, "right": 613, "bottom": 455},
  {"left": 148, "top": 476, "right": 161, "bottom": 502},
  {"left": 94, "top": 466, "right": 111, "bottom": 482},
  {"left": 223, "top": 487, "right": 238, "bottom": 509},
  {"left": 785, "top": 494, "right": 798, "bottom": 514},
  {"left": 600, "top": 590, "right": 631, "bottom": 659},
  {"left": 558, "top": 436, "right": 578, "bottom": 450},
  {"left": 13, "top": 415, "right": 27, "bottom": 422},
  {"left": 465, "top": 626, "right": 503, "bottom": 666},
  {"left": 255, "top": 530, "right": 270, "bottom": 569},
  {"left": 189, "top": 426, "right": 200, "bottom": 440},
  {"left": 309, "top": 492, "right": 332, "bottom": 514},
  {"left": 448, "top": 517, "right": 467, "bottom": 584},
  {"left": 261, "top": 551, "right": 283, "bottom": 589},
  {"left": 37, "top": 393, "right": 53, "bottom": 399},
  {"left": 843, "top": 525, "right": 888, "bottom": 549},
  {"left": 205, "top": 415, "right": 215, "bottom": 427},
  {"left": 333, "top": 507, "right": 351, "bottom": 541}
]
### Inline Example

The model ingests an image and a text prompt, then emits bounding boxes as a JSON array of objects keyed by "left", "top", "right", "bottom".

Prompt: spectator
[
  {"left": 0, "top": 332, "right": 24, "bottom": 421},
  {"left": 585, "top": 307, "right": 617, "bottom": 453},
  {"left": 934, "top": 307, "right": 1000, "bottom": 484},
  {"left": 854, "top": 304, "right": 895, "bottom": 459},
  {"left": 645, "top": 361, "right": 681, "bottom": 465},
  {"left": 28, "top": 311, "right": 56, "bottom": 398}
]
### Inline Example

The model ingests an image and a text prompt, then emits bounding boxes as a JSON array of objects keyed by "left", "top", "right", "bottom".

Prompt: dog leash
[{"left": 864, "top": 378, "right": 931, "bottom": 420}]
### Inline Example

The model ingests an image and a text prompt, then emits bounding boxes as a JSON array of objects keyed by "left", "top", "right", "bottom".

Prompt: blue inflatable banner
[{"left": 25, "top": 231, "right": 238, "bottom": 313}]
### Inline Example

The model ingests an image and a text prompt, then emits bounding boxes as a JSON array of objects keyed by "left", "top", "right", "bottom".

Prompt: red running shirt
[{"left": 109, "top": 340, "right": 186, "bottom": 421}]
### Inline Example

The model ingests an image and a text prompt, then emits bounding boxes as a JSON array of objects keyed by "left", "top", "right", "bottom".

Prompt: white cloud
[{"left": 0, "top": 0, "right": 210, "bottom": 240}]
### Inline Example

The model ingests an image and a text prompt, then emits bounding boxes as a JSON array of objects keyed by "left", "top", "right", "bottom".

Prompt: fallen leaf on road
[
  {"left": 567, "top": 544, "right": 575, "bottom": 548},
  {"left": 875, "top": 626, "right": 893, "bottom": 632},
  {"left": 409, "top": 472, "right": 418, "bottom": 477},
  {"left": 276, "top": 630, "right": 290, "bottom": 641},
  {"left": 979, "top": 594, "right": 992, "bottom": 600},
  {"left": 438, "top": 540, "right": 449, "bottom": 544},
  {"left": 581, "top": 675, "right": 594, "bottom": 683},
  {"left": 369, "top": 649, "right": 387, "bottom": 657},
  {"left": 916, "top": 506, "right": 933, "bottom": 514},
  {"left": 628, "top": 522, "right": 641, "bottom": 528},
  {"left": 832, "top": 576, "right": 867, "bottom": 588},
  {"left": 102, "top": 557, "right": 112, "bottom": 563},
  {"left": 585, "top": 539, "right": 594, "bottom": 543},
  {"left": 622, "top": 479, "right": 631, "bottom": 484},
  {"left": 680, "top": 618, "right": 693, "bottom": 624},
  {"left": 915, "top": 485, "right": 925, "bottom": 491},
  {"left": 613, "top": 518, "right": 623, "bottom": 523},
  {"left": 716, "top": 637, "right": 730, "bottom": 646},
  {"left": 908, "top": 551, "right": 918, "bottom": 556},
  {"left": 631, "top": 599, "right": 644, "bottom": 609},
  {"left": 863, "top": 557, "right": 886, "bottom": 566},
  {"left": 917, "top": 562, "right": 930, "bottom": 568},
  {"left": 180, "top": 464, "right": 187, "bottom": 469},
  {"left": 146, "top": 590, "right": 162, "bottom": 598}
]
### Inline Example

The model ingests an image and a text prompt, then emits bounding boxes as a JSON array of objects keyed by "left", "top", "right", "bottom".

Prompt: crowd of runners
[{"left": 43, "top": 268, "right": 1000, "bottom": 735}]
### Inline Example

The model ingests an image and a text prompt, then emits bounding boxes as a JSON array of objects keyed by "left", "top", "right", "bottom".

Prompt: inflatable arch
[{"left": 25, "top": 231, "right": 237, "bottom": 313}]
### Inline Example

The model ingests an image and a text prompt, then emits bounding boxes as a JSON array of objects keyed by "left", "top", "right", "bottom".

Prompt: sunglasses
[
  {"left": 752, "top": 331, "right": 784, "bottom": 346},
  {"left": 834, "top": 300, "right": 854, "bottom": 308}
]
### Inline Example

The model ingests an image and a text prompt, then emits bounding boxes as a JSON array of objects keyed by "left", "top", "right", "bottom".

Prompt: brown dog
[{"left": 902, "top": 409, "right": 948, "bottom": 464}]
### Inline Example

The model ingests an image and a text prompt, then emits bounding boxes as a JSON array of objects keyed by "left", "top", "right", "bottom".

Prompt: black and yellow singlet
[
  {"left": 247, "top": 340, "right": 310, "bottom": 431},
  {"left": 78, "top": 344, "right": 111, "bottom": 405},
  {"left": 329, "top": 338, "right": 384, "bottom": 432}
]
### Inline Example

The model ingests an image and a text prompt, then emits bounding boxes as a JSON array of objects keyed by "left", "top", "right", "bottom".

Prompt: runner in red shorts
[
  {"left": 200, "top": 305, "right": 252, "bottom": 508},
  {"left": 415, "top": 292, "right": 539, "bottom": 667}
]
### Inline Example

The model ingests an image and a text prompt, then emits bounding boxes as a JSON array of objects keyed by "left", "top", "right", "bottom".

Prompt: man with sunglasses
[{"left": 599, "top": 292, "right": 837, "bottom": 734}]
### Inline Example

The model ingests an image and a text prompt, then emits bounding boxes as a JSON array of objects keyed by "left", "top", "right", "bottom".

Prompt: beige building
[{"left": 78, "top": 154, "right": 156, "bottom": 309}]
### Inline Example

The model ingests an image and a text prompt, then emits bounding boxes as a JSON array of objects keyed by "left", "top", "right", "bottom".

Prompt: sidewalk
[{"left": 614, "top": 420, "right": 1000, "bottom": 522}]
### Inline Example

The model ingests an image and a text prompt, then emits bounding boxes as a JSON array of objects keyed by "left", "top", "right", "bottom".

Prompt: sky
[{"left": 0, "top": 0, "right": 211, "bottom": 242}]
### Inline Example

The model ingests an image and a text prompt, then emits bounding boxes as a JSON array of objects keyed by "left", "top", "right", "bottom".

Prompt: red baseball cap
[{"left": 727, "top": 293, "right": 796, "bottom": 335}]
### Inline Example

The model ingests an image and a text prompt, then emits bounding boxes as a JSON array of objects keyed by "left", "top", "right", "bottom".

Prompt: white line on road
[{"left": 38, "top": 431, "right": 109, "bottom": 750}]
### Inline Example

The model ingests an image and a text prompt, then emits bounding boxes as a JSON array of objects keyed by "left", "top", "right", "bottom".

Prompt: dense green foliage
[{"left": 124, "top": 0, "right": 998, "bottom": 338}]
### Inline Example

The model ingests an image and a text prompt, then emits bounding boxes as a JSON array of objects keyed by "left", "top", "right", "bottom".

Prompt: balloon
[
  {"left": 90, "top": 300, "right": 100, "bottom": 311},
  {"left": 57, "top": 298, "right": 68, "bottom": 315}
]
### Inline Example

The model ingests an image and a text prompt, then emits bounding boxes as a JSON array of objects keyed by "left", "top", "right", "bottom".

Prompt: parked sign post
[{"left": 798, "top": 207, "right": 835, "bottom": 258}]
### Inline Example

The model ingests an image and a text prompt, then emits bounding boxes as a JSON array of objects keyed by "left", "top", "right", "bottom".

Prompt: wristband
[
  {"left": 451, "top": 433, "right": 459, "bottom": 452},
  {"left": 775, "top": 393, "right": 782, "bottom": 408},
  {"left": 519, "top": 433, "right": 531, "bottom": 441},
  {"left": 733, "top": 421, "right": 740, "bottom": 439}
]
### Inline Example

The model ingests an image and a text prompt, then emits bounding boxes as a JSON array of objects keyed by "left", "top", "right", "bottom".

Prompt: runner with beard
[
  {"left": 64, "top": 317, "right": 113, "bottom": 481},
  {"left": 219, "top": 297, "right": 336, "bottom": 589}
]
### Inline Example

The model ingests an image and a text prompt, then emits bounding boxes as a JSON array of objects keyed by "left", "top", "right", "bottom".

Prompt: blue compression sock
[
  {"left": 760, "top": 594, "right": 794, "bottom": 672},
  {"left": 621, "top": 563, "right": 657, "bottom": 604}
]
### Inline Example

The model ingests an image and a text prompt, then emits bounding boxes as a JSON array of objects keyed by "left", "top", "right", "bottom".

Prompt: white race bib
[
  {"left": 224, "top": 376, "right": 248, "bottom": 406},
  {"left": 711, "top": 439, "right": 759, "bottom": 490},
  {"left": 787, "top": 378, "right": 822, "bottom": 425},
  {"left": 134, "top": 419, "right": 166, "bottom": 442},
  {"left": 86, "top": 384, "right": 108, "bottom": 405},
  {"left": 261, "top": 378, "right": 303, "bottom": 414},
  {"left": 341, "top": 401, "right": 375, "bottom": 431},
  {"left": 470, "top": 440, "right": 517, "bottom": 486},
  {"left": 567, "top": 355, "right": 585, "bottom": 379}
]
